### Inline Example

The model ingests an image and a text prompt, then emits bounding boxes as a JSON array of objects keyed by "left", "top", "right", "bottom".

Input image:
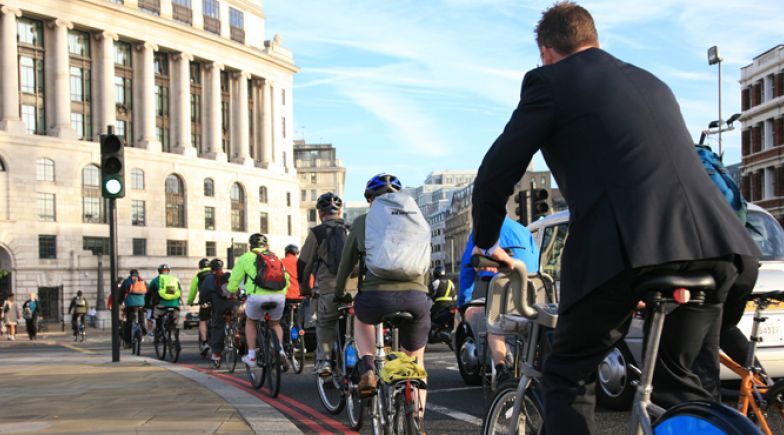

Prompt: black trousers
[
  {"left": 123, "top": 307, "right": 147, "bottom": 344},
  {"left": 210, "top": 299, "right": 237, "bottom": 354},
  {"left": 71, "top": 313, "right": 86, "bottom": 335},
  {"left": 25, "top": 316, "right": 37, "bottom": 339},
  {"left": 542, "top": 257, "right": 737, "bottom": 435}
]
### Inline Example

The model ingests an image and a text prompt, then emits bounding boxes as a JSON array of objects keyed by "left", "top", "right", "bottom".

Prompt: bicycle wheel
[
  {"left": 290, "top": 326, "right": 306, "bottom": 374},
  {"left": 154, "top": 328, "right": 166, "bottom": 360},
  {"left": 246, "top": 338, "right": 265, "bottom": 389},
  {"left": 653, "top": 401, "right": 762, "bottom": 435},
  {"left": 166, "top": 329, "right": 177, "bottom": 362},
  {"left": 393, "top": 389, "right": 420, "bottom": 435},
  {"left": 317, "top": 340, "right": 345, "bottom": 414},
  {"left": 266, "top": 332, "right": 282, "bottom": 397},
  {"left": 132, "top": 323, "right": 142, "bottom": 356},
  {"left": 482, "top": 379, "right": 544, "bottom": 435},
  {"left": 762, "top": 380, "right": 784, "bottom": 435},
  {"left": 346, "top": 367, "right": 365, "bottom": 430},
  {"left": 224, "top": 327, "right": 238, "bottom": 373},
  {"left": 370, "top": 383, "right": 391, "bottom": 435}
]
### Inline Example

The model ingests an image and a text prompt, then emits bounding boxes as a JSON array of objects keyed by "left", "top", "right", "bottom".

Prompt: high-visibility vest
[
  {"left": 158, "top": 274, "right": 181, "bottom": 301},
  {"left": 434, "top": 280, "right": 455, "bottom": 303}
]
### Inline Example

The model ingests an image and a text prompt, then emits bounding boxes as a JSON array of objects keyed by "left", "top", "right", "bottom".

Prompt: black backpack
[{"left": 316, "top": 221, "right": 348, "bottom": 275}]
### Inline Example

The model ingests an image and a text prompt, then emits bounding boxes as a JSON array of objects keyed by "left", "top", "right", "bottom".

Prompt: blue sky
[{"left": 263, "top": 1, "right": 784, "bottom": 202}]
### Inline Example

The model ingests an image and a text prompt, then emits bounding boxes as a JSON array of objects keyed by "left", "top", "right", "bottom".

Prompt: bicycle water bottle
[
  {"left": 290, "top": 325, "right": 299, "bottom": 342},
  {"left": 345, "top": 345, "right": 358, "bottom": 368}
]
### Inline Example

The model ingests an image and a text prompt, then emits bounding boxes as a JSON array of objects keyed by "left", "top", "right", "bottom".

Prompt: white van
[{"left": 527, "top": 203, "right": 784, "bottom": 409}]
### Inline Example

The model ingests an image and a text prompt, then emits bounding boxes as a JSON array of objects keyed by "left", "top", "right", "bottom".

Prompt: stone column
[
  {"left": 0, "top": 6, "right": 25, "bottom": 133},
  {"left": 204, "top": 62, "right": 226, "bottom": 161},
  {"left": 135, "top": 42, "right": 158, "bottom": 150},
  {"left": 260, "top": 78, "right": 273, "bottom": 167},
  {"left": 94, "top": 31, "right": 118, "bottom": 137},
  {"left": 231, "top": 71, "right": 251, "bottom": 165},
  {"left": 172, "top": 52, "right": 195, "bottom": 156},
  {"left": 48, "top": 19, "right": 77, "bottom": 139},
  {"left": 251, "top": 79, "right": 262, "bottom": 166}
]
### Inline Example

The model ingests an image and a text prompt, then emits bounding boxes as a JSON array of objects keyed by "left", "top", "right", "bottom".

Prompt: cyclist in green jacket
[
  {"left": 187, "top": 258, "right": 212, "bottom": 353},
  {"left": 227, "top": 233, "right": 290, "bottom": 370}
]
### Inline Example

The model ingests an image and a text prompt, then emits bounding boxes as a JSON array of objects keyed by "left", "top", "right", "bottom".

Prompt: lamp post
[{"left": 708, "top": 46, "right": 724, "bottom": 156}]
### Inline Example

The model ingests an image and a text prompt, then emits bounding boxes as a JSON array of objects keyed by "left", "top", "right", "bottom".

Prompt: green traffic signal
[{"left": 100, "top": 133, "right": 125, "bottom": 199}]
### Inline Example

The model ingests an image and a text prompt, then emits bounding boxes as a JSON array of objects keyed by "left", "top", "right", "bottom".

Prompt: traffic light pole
[{"left": 110, "top": 197, "right": 120, "bottom": 362}]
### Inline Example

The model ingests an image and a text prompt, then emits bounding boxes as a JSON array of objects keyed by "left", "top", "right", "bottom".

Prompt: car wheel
[{"left": 597, "top": 345, "right": 637, "bottom": 410}]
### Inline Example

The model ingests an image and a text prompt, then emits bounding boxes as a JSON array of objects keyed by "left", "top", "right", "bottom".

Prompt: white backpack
[{"left": 364, "top": 192, "right": 431, "bottom": 281}]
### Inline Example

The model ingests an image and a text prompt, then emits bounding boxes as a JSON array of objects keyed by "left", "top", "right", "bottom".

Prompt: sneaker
[
  {"left": 358, "top": 370, "right": 377, "bottom": 397},
  {"left": 279, "top": 350, "right": 289, "bottom": 373},
  {"left": 315, "top": 360, "right": 332, "bottom": 378},
  {"left": 242, "top": 354, "right": 258, "bottom": 368},
  {"left": 10, "top": 336, "right": 15, "bottom": 341}
]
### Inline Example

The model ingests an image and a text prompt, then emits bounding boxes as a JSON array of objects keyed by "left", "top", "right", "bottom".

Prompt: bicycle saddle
[
  {"left": 260, "top": 301, "right": 279, "bottom": 310},
  {"left": 636, "top": 271, "right": 715, "bottom": 294},
  {"left": 382, "top": 311, "right": 414, "bottom": 326}
]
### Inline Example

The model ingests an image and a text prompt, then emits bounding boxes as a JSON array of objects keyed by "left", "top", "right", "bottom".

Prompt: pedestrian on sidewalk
[
  {"left": 3, "top": 293, "right": 21, "bottom": 340},
  {"left": 22, "top": 293, "right": 41, "bottom": 340},
  {"left": 68, "top": 290, "right": 89, "bottom": 339}
]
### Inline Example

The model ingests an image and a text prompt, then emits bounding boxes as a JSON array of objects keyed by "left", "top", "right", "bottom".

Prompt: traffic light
[
  {"left": 530, "top": 188, "right": 549, "bottom": 221},
  {"left": 514, "top": 190, "right": 528, "bottom": 225},
  {"left": 100, "top": 133, "right": 125, "bottom": 198}
]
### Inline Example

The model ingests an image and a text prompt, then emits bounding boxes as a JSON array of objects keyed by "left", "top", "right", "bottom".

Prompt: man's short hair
[{"left": 535, "top": 1, "right": 598, "bottom": 55}]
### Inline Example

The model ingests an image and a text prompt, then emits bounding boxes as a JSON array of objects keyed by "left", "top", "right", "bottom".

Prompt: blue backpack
[{"left": 695, "top": 144, "right": 747, "bottom": 224}]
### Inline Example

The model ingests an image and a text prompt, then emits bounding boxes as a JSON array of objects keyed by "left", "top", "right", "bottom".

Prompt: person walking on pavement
[
  {"left": 3, "top": 293, "right": 21, "bottom": 340},
  {"left": 200, "top": 258, "right": 236, "bottom": 366},
  {"left": 469, "top": 3, "right": 760, "bottom": 433},
  {"left": 68, "top": 290, "right": 89, "bottom": 341},
  {"left": 118, "top": 269, "right": 148, "bottom": 346},
  {"left": 22, "top": 293, "right": 41, "bottom": 340},
  {"left": 297, "top": 192, "right": 348, "bottom": 377},
  {"left": 187, "top": 258, "right": 213, "bottom": 355}
]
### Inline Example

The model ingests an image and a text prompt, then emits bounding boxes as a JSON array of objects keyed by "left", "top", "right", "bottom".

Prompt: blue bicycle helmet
[{"left": 364, "top": 173, "right": 402, "bottom": 201}]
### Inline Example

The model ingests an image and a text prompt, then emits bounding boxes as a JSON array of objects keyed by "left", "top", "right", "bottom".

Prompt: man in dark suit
[{"left": 470, "top": 2, "right": 760, "bottom": 433}]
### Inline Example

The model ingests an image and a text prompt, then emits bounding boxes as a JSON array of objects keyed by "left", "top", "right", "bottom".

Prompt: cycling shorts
[
  {"left": 244, "top": 294, "right": 286, "bottom": 321},
  {"left": 354, "top": 290, "right": 432, "bottom": 351},
  {"left": 198, "top": 306, "right": 211, "bottom": 321}
]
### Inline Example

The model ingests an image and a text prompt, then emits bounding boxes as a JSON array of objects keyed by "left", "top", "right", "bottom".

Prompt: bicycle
[
  {"left": 245, "top": 301, "right": 283, "bottom": 397},
  {"left": 213, "top": 305, "right": 240, "bottom": 373},
  {"left": 719, "top": 290, "right": 784, "bottom": 435},
  {"left": 198, "top": 302, "right": 212, "bottom": 359},
  {"left": 129, "top": 307, "right": 144, "bottom": 356},
  {"left": 154, "top": 308, "right": 181, "bottom": 363},
  {"left": 283, "top": 298, "right": 306, "bottom": 374},
  {"left": 367, "top": 311, "right": 427, "bottom": 435},
  {"left": 479, "top": 256, "right": 761, "bottom": 435},
  {"left": 74, "top": 314, "right": 86, "bottom": 342},
  {"left": 316, "top": 303, "right": 364, "bottom": 430}
]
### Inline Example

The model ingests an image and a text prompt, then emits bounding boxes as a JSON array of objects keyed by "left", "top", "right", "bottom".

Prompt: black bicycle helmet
[
  {"left": 209, "top": 258, "right": 224, "bottom": 270},
  {"left": 158, "top": 264, "right": 170, "bottom": 273},
  {"left": 249, "top": 233, "right": 268, "bottom": 248},
  {"left": 198, "top": 258, "right": 210, "bottom": 269},
  {"left": 316, "top": 192, "right": 343, "bottom": 213},
  {"left": 285, "top": 244, "right": 299, "bottom": 255},
  {"left": 129, "top": 269, "right": 140, "bottom": 277},
  {"left": 364, "top": 173, "right": 402, "bottom": 201},
  {"left": 433, "top": 266, "right": 446, "bottom": 279}
]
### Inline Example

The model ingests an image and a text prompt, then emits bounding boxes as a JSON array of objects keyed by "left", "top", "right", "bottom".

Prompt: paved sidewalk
[{"left": 0, "top": 341, "right": 301, "bottom": 434}]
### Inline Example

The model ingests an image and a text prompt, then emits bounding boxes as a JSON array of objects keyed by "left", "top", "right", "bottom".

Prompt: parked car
[{"left": 527, "top": 203, "right": 784, "bottom": 409}]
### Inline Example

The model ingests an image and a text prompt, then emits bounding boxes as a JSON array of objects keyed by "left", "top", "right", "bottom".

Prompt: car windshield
[{"left": 746, "top": 211, "right": 784, "bottom": 261}]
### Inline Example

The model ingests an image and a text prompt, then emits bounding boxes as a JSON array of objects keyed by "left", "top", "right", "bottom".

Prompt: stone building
[
  {"left": 293, "top": 140, "right": 346, "bottom": 234},
  {"left": 0, "top": 0, "right": 300, "bottom": 325}
]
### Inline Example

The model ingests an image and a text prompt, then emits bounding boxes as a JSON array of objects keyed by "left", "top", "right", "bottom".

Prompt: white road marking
[
  {"left": 427, "top": 403, "right": 483, "bottom": 426},
  {"left": 428, "top": 386, "right": 482, "bottom": 394}
]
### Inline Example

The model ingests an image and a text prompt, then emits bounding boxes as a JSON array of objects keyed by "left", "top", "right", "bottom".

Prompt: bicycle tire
[
  {"left": 166, "top": 329, "right": 178, "bottom": 363},
  {"left": 154, "top": 328, "right": 166, "bottom": 360},
  {"left": 266, "top": 331, "right": 282, "bottom": 397},
  {"left": 482, "top": 379, "right": 544, "bottom": 435},
  {"left": 132, "top": 324, "right": 142, "bottom": 356},
  {"left": 224, "top": 327, "right": 238, "bottom": 373},
  {"left": 346, "top": 379, "right": 365, "bottom": 430},
  {"left": 393, "top": 391, "right": 420, "bottom": 435},
  {"left": 247, "top": 325, "right": 266, "bottom": 389},
  {"left": 292, "top": 330, "right": 306, "bottom": 374},
  {"left": 761, "top": 380, "right": 784, "bottom": 435},
  {"left": 317, "top": 339, "right": 345, "bottom": 414},
  {"left": 653, "top": 401, "right": 763, "bottom": 435},
  {"left": 370, "top": 389, "right": 385, "bottom": 435}
]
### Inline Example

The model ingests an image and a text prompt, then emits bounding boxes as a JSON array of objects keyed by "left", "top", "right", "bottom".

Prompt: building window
[
  {"left": 131, "top": 168, "right": 145, "bottom": 190},
  {"left": 155, "top": 52, "right": 171, "bottom": 152},
  {"left": 230, "top": 183, "right": 246, "bottom": 231},
  {"left": 138, "top": 0, "right": 161, "bottom": 15},
  {"left": 308, "top": 208, "right": 316, "bottom": 222},
  {"left": 311, "top": 190, "right": 317, "bottom": 201},
  {"left": 82, "top": 165, "right": 105, "bottom": 223},
  {"left": 38, "top": 235, "right": 57, "bottom": 259},
  {"left": 260, "top": 212, "right": 268, "bottom": 234},
  {"left": 132, "top": 238, "right": 147, "bottom": 256},
  {"left": 37, "top": 193, "right": 55, "bottom": 221},
  {"left": 206, "top": 241, "right": 216, "bottom": 257},
  {"left": 83, "top": 237, "right": 110, "bottom": 256},
  {"left": 287, "top": 215, "right": 292, "bottom": 236},
  {"left": 205, "top": 206, "right": 215, "bottom": 230},
  {"left": 281, "top": 89, "right": 286, "bottom": 106},
  {"left": 301, "top": 190, "right": 307, "bottom": 202},
  {"left": 282, "top": 116, "right": 286, "bottom": 139},
  {"left": 172, "top": 0, "right": 193, "bottom": 25},
  {"left": 166, "top": 174, "right": 186, "bottom": 227},
  {"left": 310, "top": 173, "right": 317, "bottom": 184},
  {"left": 69, "top": 29, "right": 92, "bottom": 140},
  {"left": 114, "top": 41, "right": 133, "bottom": 145},
  {"left": 190, "top": 61, "right": 203, "bottom": 155},
  {"left": 36, "top": 158, "right": 55, "bottom": 181},
  {"left": 203, "top": 0, "right": 221, "bottom": 34},
  {"left": 167, "top": 240, "right": 188, "bottom": 256},
  {"left": 18, "top": 18, "right": 45, "bottom": 136},
  {"left": 131, "top": 200, "right": 146, "bottom": 226},
  {"left": 259, "top": 186, "right": 268, "bottom": 203},
  {"left": 229, "top": 7, "right": 245, "bottom": 43},
  {"left": 286, "top": 192, "right": 291, "bottom": 207},
  {"left": 232, "top": 242, "right": 247, "bottom": 259},
  {"left": 221, "top": 71, "right": 230, "bottom": 154},
  {"left": 204, "top": 178, "right": 214, "bottom": 196}
]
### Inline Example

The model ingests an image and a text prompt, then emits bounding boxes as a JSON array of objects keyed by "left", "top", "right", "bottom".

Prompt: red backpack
[{"left": 253, "top": 251, "right": 287, "bottom": 290}]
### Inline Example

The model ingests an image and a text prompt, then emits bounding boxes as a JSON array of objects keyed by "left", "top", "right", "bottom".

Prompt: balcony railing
[
  {"left": 203, "top": 15, "right": 221, "bottom": 35},
  {"left": 172, "top": 4, "right": 192, "bottom": 25},
  {"left": 230, "top": 26, "right": 245, "bottom": 44}
]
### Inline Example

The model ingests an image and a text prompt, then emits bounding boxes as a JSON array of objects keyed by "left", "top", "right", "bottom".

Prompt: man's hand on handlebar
[{"left": 471, "top": 246, "right": 514, "bottom": 271}]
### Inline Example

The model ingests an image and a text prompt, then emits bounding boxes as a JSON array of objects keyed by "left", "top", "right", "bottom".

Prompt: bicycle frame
[{"left": 628, "top": 303, "right": 667, "bottom": 435}]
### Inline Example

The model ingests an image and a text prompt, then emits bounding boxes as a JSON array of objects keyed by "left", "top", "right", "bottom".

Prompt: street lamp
[{"left": 708, "top": 45, "right": 724, "bottom": 156}]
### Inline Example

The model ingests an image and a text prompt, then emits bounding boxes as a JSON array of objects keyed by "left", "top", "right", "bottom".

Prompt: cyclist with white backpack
[
  {"left": 298, "top": 192, "right": 348, "bottom": 377},
  {"left": 333, "top": 173, "right": 432, "bottom": 400}
]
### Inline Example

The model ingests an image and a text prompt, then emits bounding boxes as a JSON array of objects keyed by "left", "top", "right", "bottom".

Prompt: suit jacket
[{"left": 472, "top": 48, "right": 760, "bottom": 312}]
